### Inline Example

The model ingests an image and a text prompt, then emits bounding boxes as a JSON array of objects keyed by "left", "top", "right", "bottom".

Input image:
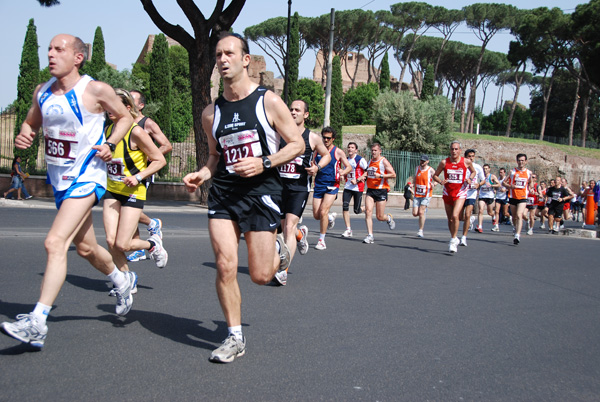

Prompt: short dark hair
[
  {"left": 321, "top": 126, "right": 336, "bottom": 138},
  {"left": 347, "top": 142, "right": 358, "bottom": 149},
  {"left": 483, "top": 163, "right": 490, "bottom": 169},
  {"left": 218, "top": 32, "right": 250, "bottom": 56},
  {"left": 293, "top": 99, "right": 309, "bottom": 114},
  {"left": 464, "top": 149, "right": 475, "bottom": 157},
  {"left": 517, "top": 153, "right": 527, "bottom": 161},
  {"left": 371, "top": 142, "right": 382, "bottom": 151},
  {"left": 130, "top": 90, "right": 146, "bottom": 106}
]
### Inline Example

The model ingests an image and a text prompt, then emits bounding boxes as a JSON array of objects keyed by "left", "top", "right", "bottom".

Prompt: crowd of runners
[{"left": 2, "top": 32, "right": 599, "bottom": 364}]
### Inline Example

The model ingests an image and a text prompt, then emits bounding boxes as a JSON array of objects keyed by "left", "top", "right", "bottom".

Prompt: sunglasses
[{"left": 322, "top": 136, "right": 332, "bottom": 140}]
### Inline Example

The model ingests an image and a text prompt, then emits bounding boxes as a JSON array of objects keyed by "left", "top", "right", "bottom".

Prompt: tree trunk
[
  {"left": 539, "top": 70, "right": 555, "bottom": 141},
  {"left": 506, "top": 65, "right": 525, "bottom": 137},
  {"left": 568, "top": 76, "right": 581, "bottom": 146},
  {"left": 581, "top": 87, "right": 592, "bottom": 148}
]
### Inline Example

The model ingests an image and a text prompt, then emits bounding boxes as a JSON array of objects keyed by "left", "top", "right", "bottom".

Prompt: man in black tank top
[
  {"left": 125, "top": 90, "right": 173, "bottom": 263},
  {"left": 273, "top": 99, "right": 331, "bottom": 286},
  {"left": 183, "top": 33, "right": 303, "bottom": 363}
]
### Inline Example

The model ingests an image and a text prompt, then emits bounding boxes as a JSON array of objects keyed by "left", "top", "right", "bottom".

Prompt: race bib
[
  {"left": 367, "top": 167, "right": 377, "bottom": 179},
  {"left": 347, "top": 171, "right": 355, "bottom": 181},
  {"left": 515, "top": 178, "right": 527, "bottom": 189},
  {"left": 44, "top": 126, "right": 78, "bottom": 166},
  {"left": 278, "top": 156, "right": 302, "bottom": 179},
  {"left": 107, "top": 158, "right": 125, "bottom": 182},
  {"left": 446, "top": 168, "right": 463, "bottom": 184},
  {"left": 415, "top": 184, "right": 427, "bottom": 196},
  {"left": 527, "top": 196, "right": 535, "bottom": 206},
  {"left": 219, "top": 129, "right": 263, "bottom": 174}
]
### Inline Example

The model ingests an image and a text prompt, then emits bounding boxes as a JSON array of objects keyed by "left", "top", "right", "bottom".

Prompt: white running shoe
[
  {"left": 460, "top": 236, "right": 468, "bottom": 247},
  {"left": 148, "top": 234, "right": 168, "bottom": 268},
  {"left": 315, "top": 239, "right": 327, "bottom": 250},
  {"left": 387, "top": 214, "right": 395, "bottom": 230},
  {"left": 276, "top": 233, "right": 290, "bottom": 271},
  {"left": 297, "top": 225, "right": 309, "bottom": 255},
  {"left": 362, "top": 234, "right": 374, "bottom": 244},
  {"left": 417, "top": 230, "right": 424, "bottom": 238},
  {"left": 0, "top": 313, "right": 48, "bottom": 348},
  {"left": 209, "top": 335, "right": 246, "bottom": 363},
  {"left": 341, "top": 229, "right": 353, "bottom": 238},
  {"left": 147, "top": 218, "right": 163, "bottom": 239},
  {"left": 491, "top": 224, "right": 499, "bottom": 232},
  {"left": 469, "top": 215, "right": 475, "bottom": 231},
  {"left": 527, "top": 228, "right": 533, "bottom": 235},
  {"left": 115, "top": 271, "right": 137, "bottom": 316},
  {"left": 328, "top": 212, "right": 337, "bottom": 230},
  {"left": 273, "top": 270, "right": 287, "bottom": 286},
  {"left": 540, "top": 223, "right": 546, "bottom": 229},
  {"left": 448, "top": 238, "right": 458, "bottom": 253}
]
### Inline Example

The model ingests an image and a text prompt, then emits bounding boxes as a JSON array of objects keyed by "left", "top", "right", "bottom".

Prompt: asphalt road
[{"left": 1, "top": 199, "right": 599, "bottom": 401}]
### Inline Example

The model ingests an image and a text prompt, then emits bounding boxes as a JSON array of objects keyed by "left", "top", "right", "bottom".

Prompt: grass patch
[
  {"left": 343, "top": 125, "right": 375, "bottom": 135},
  {"left": 453, "top": 132, "right": 600, "bottom": 159}
]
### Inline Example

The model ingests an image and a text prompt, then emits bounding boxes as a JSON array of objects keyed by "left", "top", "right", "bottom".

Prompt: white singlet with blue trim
[{"left": 38, "top": 75, "right": 107, "bottom": 192}]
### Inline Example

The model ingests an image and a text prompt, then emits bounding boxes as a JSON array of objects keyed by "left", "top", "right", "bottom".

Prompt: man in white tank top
[{"left": 1, "top": 34, "right": 136, "bottom": 349}]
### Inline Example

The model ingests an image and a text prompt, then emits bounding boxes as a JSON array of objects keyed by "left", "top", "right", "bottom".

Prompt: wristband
[{"left": 135, "top": 174, "right": 143, "bottom": 182}]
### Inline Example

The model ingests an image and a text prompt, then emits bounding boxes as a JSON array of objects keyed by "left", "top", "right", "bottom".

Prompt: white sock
[
  {"left": 346, "top": 227, "right": 351, "bottom": 231},
  {"left": 228, "top": 325, "right": 243, "bottom": 340},
  {"left": 108, "top": 267, "right": 128, "bottom": 289},
  {"left": 319, "top": 233, "right": 326, "bottom": 241},
  {"left": 387, "top": 214, "right": 392, "bottom": 223},
  {"left": 32, "top": 302, "right": 52, "bottom": 325}
]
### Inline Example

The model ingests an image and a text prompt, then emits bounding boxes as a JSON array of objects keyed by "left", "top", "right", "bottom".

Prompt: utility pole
[
  {"left": 323, "top": 8, "right": 334, "bottom": 127},
  {"left": 283, "top": 0, "right": 292, "bottom": 105}
]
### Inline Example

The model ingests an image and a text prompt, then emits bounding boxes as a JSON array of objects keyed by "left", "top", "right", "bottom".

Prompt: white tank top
[{"left": 38, "top": 75, "right": 107, "bottom": 191}]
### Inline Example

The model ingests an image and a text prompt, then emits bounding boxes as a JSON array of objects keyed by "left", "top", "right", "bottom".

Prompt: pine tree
[
  {"left": 331, "top": 55, "right": 344, "bottom": 146},
  {"left": 87, "top": 26, "right": 107, "bottom": 79},
  {"left": 379, "top": 52, "right": 390, "bottom": 91},
  {"left": 421, "top": 63, "right": 435, "bottom": 101},
  {"left": 149, "top": 34, "right": 173, "bottom": 174},
  {"left": 14, "top": 19, "right": 40, "bottom": 172},
  {"left": 287, "top": 12, "right": 300, "bottom": 104}
]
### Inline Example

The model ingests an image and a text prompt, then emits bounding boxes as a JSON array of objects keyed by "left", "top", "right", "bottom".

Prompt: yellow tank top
[{"left": 106, "top": 123, "right": 148, "bottom": 200}]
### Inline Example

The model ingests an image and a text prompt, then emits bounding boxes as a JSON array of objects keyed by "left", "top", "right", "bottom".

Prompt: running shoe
[
  {"left": 460, "top": 236, "right": 468, "bottom": 247},
  {"left": 448, "top": 238, "right": 458, "bottom": 253},
  {"left": 362, "top": 234, "right": 374, "bottom": 244},
  {"left": 513, "top": 234, "right": 520, "bottom": 245},
  {"left": 297, "top": 225, "right": 309, "bottom": 255},
  {"left": 25, "top": 195, "right": 33, "bottom": 200},
  {"left": 276, "top": 233, "right": 291, "bottom": 271},
  {"left": 147, "top": 218, "right": 163, "bottom": 239},
  {"left": 115, "top": 271, "right": 137, "bottom": 316},
  {"left": 540, "top": 223, "right": 546, "bottom": 229},
  {"left": 109, "top": 278, "right": 138, "bottom": 296},
  {"left": 560, "top": 224, "right": 565, "bottom": 230},
  {"left": 0, "top": 313, "right": 47, "bottom": 348},
  {"left": 210, "top": 335, "right": 246, "bottom": 363},
  {"left": 273, "top": 270, "right": 287, "bottom": 286},
  {"left": 148, "top": 234, "right": 168, "bottom": 268},
  {"left": 469, "top": 216, "right": 475, "bottom": 231},
  {"left": 328, "top": 212, "right": 337, "bottom": 230},
  {"left": 387, "top": 214, "right": 395, "bottom": 230},
  {"left": 127, "top": 249, "right": 147, "bottom": 262},
  {"left": 417, "top": 230, "right": 424, "bottom": 238},
  {"left": 527, "top": 228, "right": 533, "bottom": 235},
  {"left": 491, "top": 224, "right": 499, "bottom": 232},
  {"left": 475, "top": 226, "right": 483, "bottom": 233},
  {"left": 341, "top": 229, "right": 353, "bottom": 238},
  {"left": 315, "top": 239, "right": 327, "bottom": 250}
]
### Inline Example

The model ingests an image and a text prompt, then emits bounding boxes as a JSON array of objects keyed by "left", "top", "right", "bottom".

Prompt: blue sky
[{"left": 1, "top": 0, "right": 578, "bottom": 113}]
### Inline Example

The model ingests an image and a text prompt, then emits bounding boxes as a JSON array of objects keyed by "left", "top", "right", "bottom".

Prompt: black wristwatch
[
  {"left": 105, "top": 142, "right": 116, "bottom": 152},
  {"left": 262, "top": 156, "right": 272, "bottom": 169}
]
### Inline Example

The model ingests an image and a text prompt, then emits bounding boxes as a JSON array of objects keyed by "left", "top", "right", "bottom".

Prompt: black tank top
[
  {"left": 137, "top": 116, "right": 148, "bottom": 130},
  {"left": 278, "top": 128, "right": 313, "bottom": 191},
  {"left": 211, "top": 86, "right": 282, "bottom": 195}
]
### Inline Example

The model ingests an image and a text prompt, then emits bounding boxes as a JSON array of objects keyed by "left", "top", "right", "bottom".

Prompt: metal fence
[{"left": 0, "top": 107, "right": 588, "bottom": 185}]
